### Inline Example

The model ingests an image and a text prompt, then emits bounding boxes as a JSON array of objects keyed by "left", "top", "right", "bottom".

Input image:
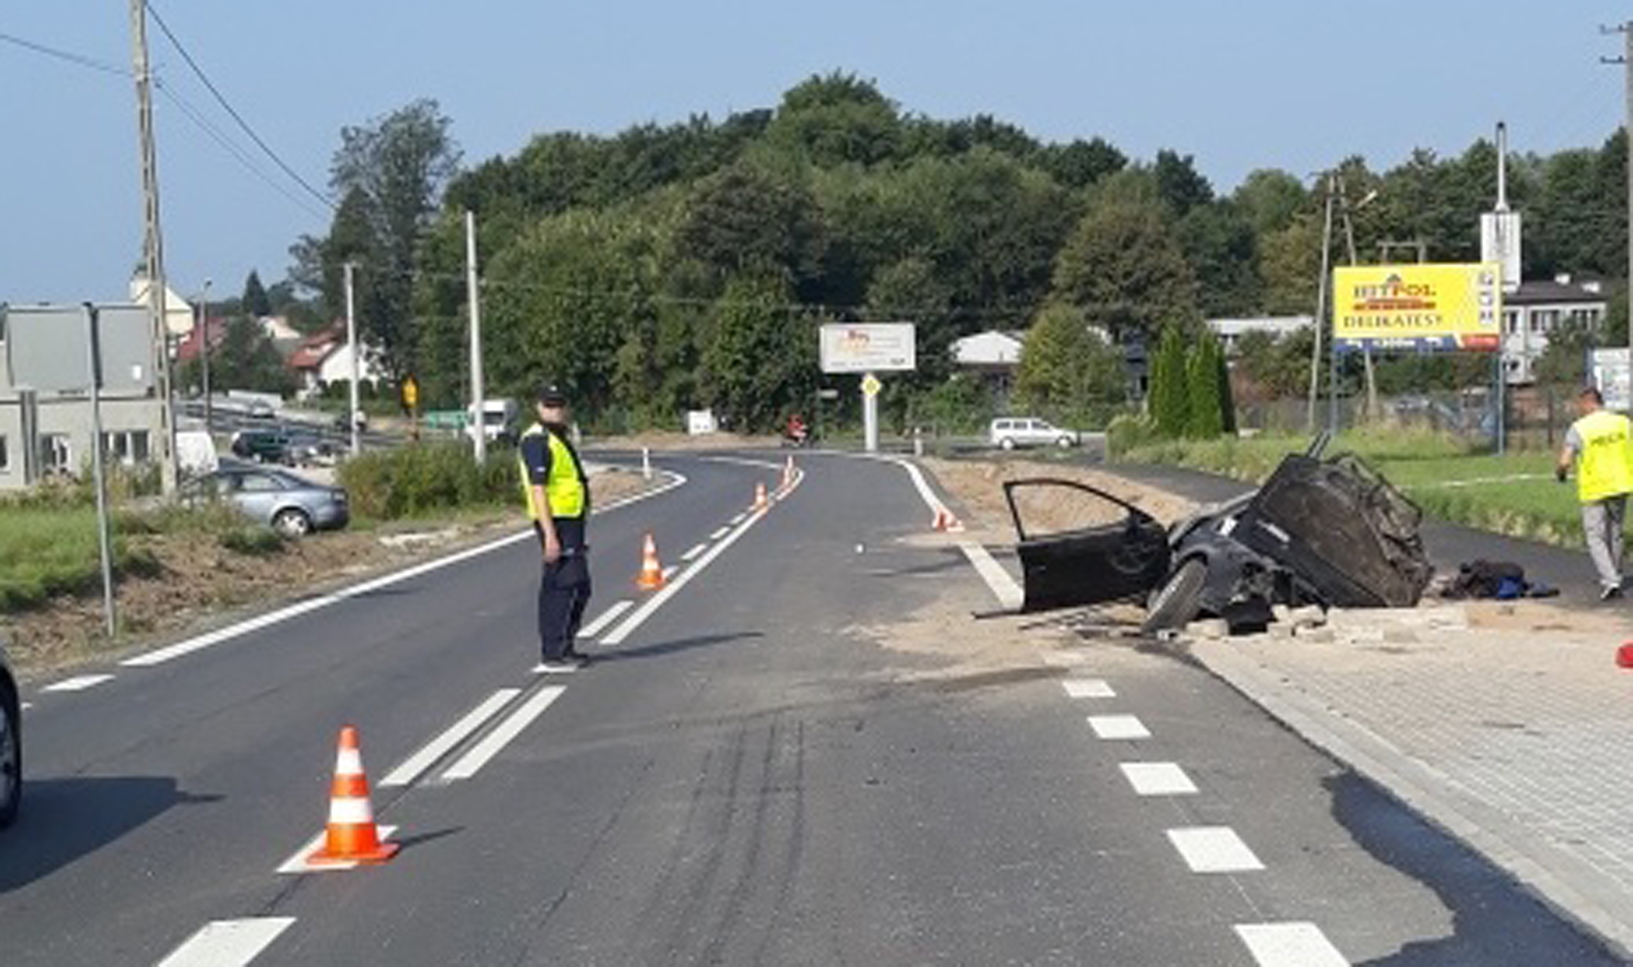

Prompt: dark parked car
[
  {"left": 230, "top": 429, "right": 294, "bottom": 465},
  {"left": 182, "top": 467, "right": 350, "bottom": 537},
  {"left": 1007, "top": 436, "right": 1432, "bottom": 635},
  {"left": 0, "top": 640, "right": 19, "bottom": 828}
]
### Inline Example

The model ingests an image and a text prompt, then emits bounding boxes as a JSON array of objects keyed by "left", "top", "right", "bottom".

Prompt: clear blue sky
[{"left": 2, "top": 1, "right": 1629, "bottom": 305}]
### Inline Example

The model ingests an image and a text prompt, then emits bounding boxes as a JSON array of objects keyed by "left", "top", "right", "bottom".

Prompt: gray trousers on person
[{"left": 1582, "top": 495, "right": 1628, "bottom": 591}]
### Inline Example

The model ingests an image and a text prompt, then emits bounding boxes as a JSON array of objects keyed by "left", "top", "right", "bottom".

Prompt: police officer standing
[
  {"left": 1557, "top": 386, "right": 1633, "bottom": 601},
  {"left": 519, "top": 383, "right": 593, "bottom": 669}
]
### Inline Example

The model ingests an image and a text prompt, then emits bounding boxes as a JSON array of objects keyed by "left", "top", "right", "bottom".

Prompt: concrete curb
[{"left": 1192, "top": 640, "right": 1633, "bottom": 960}]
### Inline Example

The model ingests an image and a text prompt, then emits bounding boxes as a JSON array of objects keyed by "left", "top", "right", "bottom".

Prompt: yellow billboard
[{"left": 1333, "top": 263, "right": 1503, "bottom": 352}]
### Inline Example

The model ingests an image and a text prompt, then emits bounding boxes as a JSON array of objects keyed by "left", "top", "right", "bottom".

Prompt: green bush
[
  {"left": 339, "top": 442, "right": 518, "bottom": 520},
  {"left": 218, "top": 526, "right": 286, "bottom": 556},
  {"left": 1107, "top": 414, "right": 1161, "bottom": 458}
]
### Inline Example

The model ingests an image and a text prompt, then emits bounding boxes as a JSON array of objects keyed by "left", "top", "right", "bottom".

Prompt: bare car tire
[
  {"left": 999, "top": 438, "right": 1016, "bottom": 451},
  {"left": 273, "top": 508, "right": 312, "bottom": 538},
  {"left": 1142, "top": 558, "right": 1207, "bottom": 636},
  {"left": 1057, "top": 436, "right": 1073, "bottom": 448},
  {"left": 0, "top": 684, "right": 20, "bottom": 829}
]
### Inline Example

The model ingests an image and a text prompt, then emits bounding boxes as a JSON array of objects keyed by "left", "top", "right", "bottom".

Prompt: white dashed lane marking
[
  {"left": 661, "top": 565, "right": 679, "bottom": 581},
  {"left": 278, "top": 827, "right": 400, "bottom": 875},
  {"left": 1087, "top": 714, "right": 1150, "bottom": 740},
  {"left": 1167, "top": 826, "right": 1265, "bottom": 873},
  {"left": 681, "top": 543, "right": 707, "bottom": 562},
  {"left": 44, "top": 674, "right": 114, "bottom": 693},
  {"left": 154, "top": 917, "right": 295, "bottom": 967},
  {"left": 1234, "top": 923, "right": 1350, "bottom": 967},
  {"left": 380, "top": 689, "right": 521, "bottom": 788},
  {"left": 1120, "top": 762, "right": 1198, "bottom": 796},
  {"left": 577, "top": 600, "right": 633, "bottom": 640},
  {"left": 1062, "top": 678, "right": 1115, "bottom": 699},
  {"left": 710, "top": 526, "right": 731, "bottom": 540},
  {"left": 439, "top": 685, "right": 567, "bottom": 782}
]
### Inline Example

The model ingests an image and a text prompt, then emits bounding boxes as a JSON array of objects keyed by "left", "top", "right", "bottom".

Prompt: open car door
[{"left": 1005, "top": 478, "right": 1171, "bottom": 613}]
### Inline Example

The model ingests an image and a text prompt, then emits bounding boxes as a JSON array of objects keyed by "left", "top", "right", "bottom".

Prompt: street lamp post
[{"left": 199, "top": 278, "right": 212, "bottom": 438}]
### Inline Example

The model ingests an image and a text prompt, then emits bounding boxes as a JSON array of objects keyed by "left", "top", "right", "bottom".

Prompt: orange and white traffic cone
[
  {"left": 636, "top": 532, "right": 666, "bottom": 590},
  {"left": 753, "top": 481, "right": 770, "bottom": 512},
  {"left": 782, "top": 456, "right": 796, "bottom": 491},
  {"left": 307, "top": 725, "right": 398, "bottom": 867}
]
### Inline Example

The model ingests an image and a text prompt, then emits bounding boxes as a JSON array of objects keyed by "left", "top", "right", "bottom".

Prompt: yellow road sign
[
  {"left": 401, "top": 376, "right": 420, "bottom": 410},
  {"left": 861, "top": 374, "right": 882, "bottom": 397}
]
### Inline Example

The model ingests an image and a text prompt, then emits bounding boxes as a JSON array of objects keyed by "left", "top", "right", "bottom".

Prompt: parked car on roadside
[
  {"left": 230, "top": 429, "right": 294, "bottom": 465},
  {"left": 0, "top": 639, "right": 20, "bottom": 829},
  {"left": 181, "top": 467, "right": 350, "bottom": 537},
  {"left": 989, "top": 417, "right": 1081, "bottom": 450}
]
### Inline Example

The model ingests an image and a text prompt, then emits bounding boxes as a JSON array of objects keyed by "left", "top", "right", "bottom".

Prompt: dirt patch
[
  {"left": 0, "top": 467, "right": 657, "bottom": 678},
  {"left": 920, "top": 456, "right": 1197, "bottom": 545},
  {"left": 1462, "top": 599, "right": 1633, "bottom": 636}
]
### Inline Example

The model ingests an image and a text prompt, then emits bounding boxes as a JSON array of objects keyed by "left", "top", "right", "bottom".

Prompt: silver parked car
[
  {"left": 182, "top": 467, "right": 350, "bottom": 537},
  {"left": 989, "top": 417, "right": 1082, "bottom": 450},
  {"left": 0, "top": 639, "right": 19, "bottom": 829}
]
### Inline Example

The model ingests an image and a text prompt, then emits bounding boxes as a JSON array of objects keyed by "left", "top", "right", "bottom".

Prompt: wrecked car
[{"left": 1006, "top": 436, "right": 1434, "bottom": 635}]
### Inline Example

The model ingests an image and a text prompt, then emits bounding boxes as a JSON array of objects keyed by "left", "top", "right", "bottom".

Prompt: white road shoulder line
[
  {"left": 121, "top": 469, "right": 688, "bottom": 668},
  {"left": 710, "top": 526, "right": 731, "bottom": 540},
  {"left": 44, "top": 674, "right": 114, "bottom": 693},
  {"left": 681, "top": 543, "right": 708, "bottom": 562},
  {"left": 277, "top": 826, "right": 399, "bottom": 874},
  {"left": 1167, "top": 826, "right": 1265, "bottom": 873},
  {"left": 439, "top": 685, "right": 567, "bottom": 781},
  {"left": 1234, "top": 923, "right": 1350, "bottom": 967},
  {"left": 600, "top": 471, "right": 803, "bottom": 646},
  {"left": 1062, "top": 678, "right": 1115, "bottom": 699},
  {"left": 1120, "top": 762, "right": 1198, "bottom": 796},
  {"left": 1087, "top": 714, "right": 1150, "bottom": 740},
  {"left": 155, "top": 917, "right": 295, "bottom": 967},
  {"left": 577, "top": 600, "right": 633, "bottom": 639},
  {"left": 380, "top": 689, "right": 521, "bottom": 787}
]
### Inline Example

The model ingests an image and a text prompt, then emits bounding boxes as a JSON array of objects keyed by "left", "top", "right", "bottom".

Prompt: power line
[
  {"left": 0, "top": 30, "right": 128, "bottom": 76},
  {"left": 142, "top": 0, "right": 335, "bottom": 212}
]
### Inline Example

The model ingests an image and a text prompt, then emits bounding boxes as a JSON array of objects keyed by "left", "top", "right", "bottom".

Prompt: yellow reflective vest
[
  {"left": 518, "top": 424, "right": 587, "bottom": 520},
  {"left": 1573, "top": 408, "right": 1633, "bottom": 504}
]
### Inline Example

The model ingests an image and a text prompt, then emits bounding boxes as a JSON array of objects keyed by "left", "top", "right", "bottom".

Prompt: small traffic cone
[
  {"left": 637, "top": 532, "right": 666, "bottom": 590},
  {"left": 1618, "top": 642, "right": 1633, "bottom": 669},
  {"left": 782, "top": 456, "right": 796, "bottom": 491},
  {"left": 753, "top": 481, "right": 770, "bottom": 512},
  {"left": 307, "top": 725, "right": 398, "bottom": 867},
  {"left": 932, "top": 505, "right": 965, "bottom": 533}
]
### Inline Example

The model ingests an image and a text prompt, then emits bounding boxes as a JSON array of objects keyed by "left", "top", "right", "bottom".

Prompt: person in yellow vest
[
  {"left": 519, "top": 382, "right": 593, "bottom": 670},
  {"left": 1557, "top": 386, "right": 1633, "bottom": 601}
]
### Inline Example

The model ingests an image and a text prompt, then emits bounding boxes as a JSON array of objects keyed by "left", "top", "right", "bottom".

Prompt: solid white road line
[
  {"left": 600, "top": 470, "right": 803, "bottom": 646},
  {"left": 710, "top": 526, "right": 731, "bottom": 540},
  {"left": 1167, "top": 826, "right": 1265, "bottom": 873},
  {"left": 956, "top": 540, "right": 1025, "bottom": 610},
  {"left": 379, "top": 689, "right": 521, "bottom": 788},
  {"left": 154, "top": 917, "right": 295, "bottom": 967},
  {"left": 439, "top": 685, "right": 567, "bottom": 782},
  {"left": 1234, "top": 923, "right": 1350, "bottom": 967},
  {"left": 277, "top": 826, "right": 399, "bottom": 874},
  {"left": 577, "top": 600, "right": 634, "bottom": 640},
  {"left": 1062, "top": 678, "right": 1115, "bottom": 699},
  {"left": 120, "top": 469, "right": 688, "bottom": 669},
  {"left": 43, "top": 674, "right": 114, "bottom": 693},
  {"left": 1087, "top": 714, "right": 1150, "bottom": 740},
  {"left": 1120, "top": 762, "right": 1199, "bottom": 796},
  {"left": 681, "top": 543, "right": 708, "bottom": 562}
]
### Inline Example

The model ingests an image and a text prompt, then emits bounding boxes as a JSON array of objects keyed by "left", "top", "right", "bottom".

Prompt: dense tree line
[{"left": 272, "top": 74, "right": 1633, "bottom": 432}]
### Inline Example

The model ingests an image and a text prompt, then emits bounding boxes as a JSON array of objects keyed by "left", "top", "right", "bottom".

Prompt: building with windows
[
  {"left": 1205, "top": 316, "right": 1314, "bottom": 355},
  {"left": 1501, "top": 274, "right": 1608, "bottom": 384},
  {"left": 0, "top": 303, "right": 166, "bottom": 490}
]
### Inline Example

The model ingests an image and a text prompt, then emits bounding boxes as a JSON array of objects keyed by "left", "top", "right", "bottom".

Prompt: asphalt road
[{"left": 0, "top": 452, "right": 1622, "bottom": 965}]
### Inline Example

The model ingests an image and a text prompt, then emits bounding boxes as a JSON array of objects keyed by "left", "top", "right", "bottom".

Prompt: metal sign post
[
  {"left": 819, "top": 324, "right": 914, "bottom": 455},
  {"left": 84, "top": 304, "right": 116, "bottom": 638},
  {"left": 862, "top": 373, "right": 882, "bottom": 453}
]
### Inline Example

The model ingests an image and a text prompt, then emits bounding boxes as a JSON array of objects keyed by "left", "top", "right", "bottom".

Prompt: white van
[{"left": 466, "top": 398, "right": 519, "bottom": 442}]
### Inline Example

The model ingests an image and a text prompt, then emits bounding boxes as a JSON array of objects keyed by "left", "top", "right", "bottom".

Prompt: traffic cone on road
[
  {"left": 781, "top": 456, "right": 796, "bottom": 491},
  {"left": 932, "top": 505, "right": 965, "bottom": 533},
  {"left": 1617, "top": 642, "right": 1633, "bottom": 668},
  {"left": 753, "top": 481, "right": 770, "bottom": 512},
  {"left": 636, "top": 532, "right": 666, "bottom": 590},
  {"left": 307, "top": 725, "right": 398, "bottom": 867}
]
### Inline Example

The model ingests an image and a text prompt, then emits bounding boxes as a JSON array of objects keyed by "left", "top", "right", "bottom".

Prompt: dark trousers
[{"left": 535, "top": 517, "right": 591, "bottom": 660}]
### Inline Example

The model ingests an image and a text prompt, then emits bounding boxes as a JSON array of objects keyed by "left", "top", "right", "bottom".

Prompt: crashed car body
[{"left": 1008, "top": 442, "right": 1433, "bottom": 634}]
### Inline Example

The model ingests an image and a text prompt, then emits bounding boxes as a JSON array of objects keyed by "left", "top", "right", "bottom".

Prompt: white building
[
  {"left": 1206, "top": 316, "right": 1314, "bottom": 355},
  {"left": 1501, "top": 274, "right": 1608, "bottom": 385},
  {"left": 128, "top": 276, "right": 195, "bottom": 342},
  {"left": 287, "top": 325, "right": 386, "bottom": 398}
]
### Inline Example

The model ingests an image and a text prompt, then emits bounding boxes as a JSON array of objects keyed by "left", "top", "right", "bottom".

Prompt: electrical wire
[
  {"left": 143, "top": 0, "right": 335, "bottom": 212},
  {"left": 0, "top": 30, "right": 128, "bottom": 76}
]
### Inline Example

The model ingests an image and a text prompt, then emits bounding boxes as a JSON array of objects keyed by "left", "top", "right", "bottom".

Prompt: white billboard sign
[
  {"left": 820, "top": 323, "right": 916, "bottom": 374},
  {"left": 1592, "top": 348, "right": 1633, "bottom": 413}
]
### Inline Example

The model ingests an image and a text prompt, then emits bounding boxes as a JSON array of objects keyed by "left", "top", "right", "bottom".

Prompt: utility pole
[
  {"left": 1307, "top": 175, "right": 1336, "bottom": 432},
  {"left": 1605, "top": 24, "right": 1633, "bottom": 366},
  {"left": 199, "top": 278, "right": 212, "bottom": 439},
  {"left": 344, "top": 262, "right": 360, "bottom": 456},
  {"left": 465, "top": 210, "right": 487, "bottom": 465},
  {"left": 130, "top": 0, "right": 179, "bottom": 494}
]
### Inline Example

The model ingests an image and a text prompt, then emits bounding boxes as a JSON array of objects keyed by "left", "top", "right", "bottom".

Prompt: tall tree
[
  {"left": 242, "top": 270, "right": 272, "bottom": 318},
  {"left": 766, "top": 72, "right": 903, "bottom": 167},
  {"left": 1150, "top": 327, "right": 1191, "bottom": 437},
  {"left": 1051, "top": 195, "right": 1198, "bottom": 342},
  {"left": 700, "top": 275, "right": 816, "bottom": 431},
  {"left": 1015, "top": 303, "right": 1124, "bottom": 425}
]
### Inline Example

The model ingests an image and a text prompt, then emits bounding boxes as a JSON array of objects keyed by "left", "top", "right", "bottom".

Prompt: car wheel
[
  {"left": 1057, "top": 436, "right": 1073, "bottom": 448},
  {"left": 273, "top": 508, "right": 312, "bottom": 538},
  {"left": 999, "top": 438, "right": 1016, "bottom": 451},
  {"left": 1142, "top": 558, "right": 1207, "bottom": 636},
  {"left": 0, "top": 683, "right": 20, "bottom": 829}
]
